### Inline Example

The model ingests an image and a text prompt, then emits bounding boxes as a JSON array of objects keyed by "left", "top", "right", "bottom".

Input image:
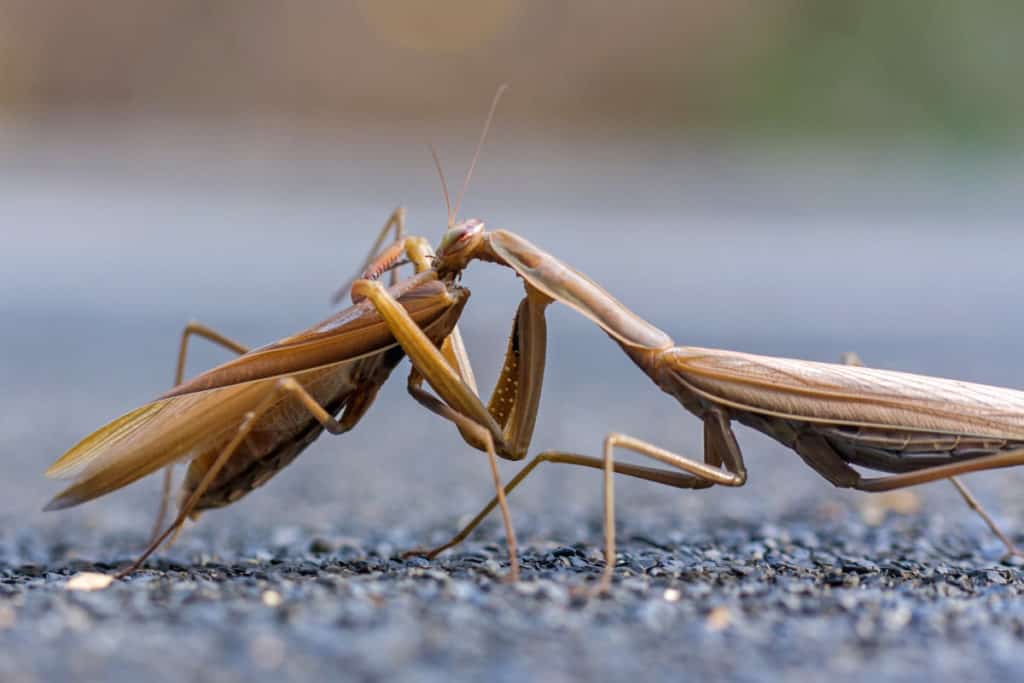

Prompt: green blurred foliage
[
  {"left": 731, "top": 1, "right": 1024, "bottom": 143},
  {"left": 0, "top": 0, "right": 1020, "bottom": 143}
]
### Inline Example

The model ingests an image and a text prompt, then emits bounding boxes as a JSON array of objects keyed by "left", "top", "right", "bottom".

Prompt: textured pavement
[{"left": 4, "top": 513, "right": 1024, "bottom": 682}]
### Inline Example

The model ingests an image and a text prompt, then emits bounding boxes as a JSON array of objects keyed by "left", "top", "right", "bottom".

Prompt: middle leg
[
  {"left": 405, "top": 407, "right": 748, "bottom": 595},
  {"left": 122, "top": 375, "right": 371, "bottom": 577}
]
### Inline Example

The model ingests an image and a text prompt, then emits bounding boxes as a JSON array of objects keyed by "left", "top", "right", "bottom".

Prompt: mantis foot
[
  {"left": 399, "top": 547, "right": 441, "bottom": 561},
  {"left": 999, "top": 545, "right": 1024, "bottom": 564}
]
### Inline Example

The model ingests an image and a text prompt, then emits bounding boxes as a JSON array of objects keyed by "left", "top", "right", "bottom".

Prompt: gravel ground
[
  {"left": 4, "top": 514, "right": 1024, "bottom": 683},
  {"left": 5, "top": 127, "right": 1024, "bottom": 682}
]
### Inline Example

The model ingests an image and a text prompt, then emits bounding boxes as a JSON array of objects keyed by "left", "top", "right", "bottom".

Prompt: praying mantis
[
  {"left": 43, "top": 90, "right": 548, "bottom": 579},
  {"left": 43, "top": 233, "right": 537, "bottom": 578},
  {"left": 376, "top": 219, "right": 1024, "bottom": 593}
]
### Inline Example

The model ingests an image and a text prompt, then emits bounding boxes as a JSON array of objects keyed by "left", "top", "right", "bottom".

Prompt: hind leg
[
  {"left": 839, "top": 351, "right": 1020, "bottom": 558},
  {"left": 150, "top": 322, "right": 250, "bottom": 545}
]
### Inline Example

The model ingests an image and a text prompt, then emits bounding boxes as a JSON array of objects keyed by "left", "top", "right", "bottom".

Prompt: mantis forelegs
[{"left": 350, "top": 277, "right": 547, "bottom": 578}]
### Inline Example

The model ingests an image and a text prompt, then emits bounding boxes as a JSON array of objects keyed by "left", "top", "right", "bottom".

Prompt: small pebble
[
  {"left": 0, "top": 604, "right": 15, "bottom": 629},
  {"left": 705, "top": 606, "right": 731, "bottom": 631},
  {"left": 65, "top": 573, "right": 114, "bottom": 592}
]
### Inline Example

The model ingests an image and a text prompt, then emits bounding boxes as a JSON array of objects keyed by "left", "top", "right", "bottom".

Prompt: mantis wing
[
  {"left": 45, "top": 383, "right": 268, "bottom": 509},
  {"left": 669, "top": 347, "right": 1024, "bottom": 440},
  {"left": 165, "top": 273, "right": 461, "bottom": 396},
  {"left": 45, "top": 275, "right": 468, "bottom": 509}
]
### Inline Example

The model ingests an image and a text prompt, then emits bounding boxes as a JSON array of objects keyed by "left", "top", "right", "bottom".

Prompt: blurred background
[
  {"left": 3, "top": 0, "right": 1024, "bottom": 551},
  {"left": 3, "top": 1, "right": 1024, "bottom": 138}
]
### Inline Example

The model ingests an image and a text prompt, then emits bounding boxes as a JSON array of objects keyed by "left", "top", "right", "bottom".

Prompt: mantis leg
[
  {"left": 332, "top": 208, "right": 407, "bottom": 304},
  {"left": 406, "top": 284, "right": 552, "bottom": 573},
  {"left": 403, "top": 284, "right": 550, "bottom": 574},
  {"left": 853, "top": 451, "right": 1024, "bottom": 491},
  {"left": 345, "top": 229, "right": 483, "bottom": 398},
  {"left": 838, "top": 351, "right": 1020, "bottom": 557},
  {"left": 401, "top": 451, "right": 717, "bottom": 560},
  {"left": 796, "top": 429, "right": 1024, "bottom": 557},
  {"left": 151, "top": 322, "right": 251, "bottom": 547},
  {"left": 351, "top": 279, "right": 554, "bottom": 577},
  {"left": 351, "top": 278, "right": 548, "bottom": 458},
  {"left": 404, "top": 407, "right": 748, "bottom": 597},
  {"left": 418, "top": 284, "right": 550, "bottom": 458},
  {"left": 119, "top": 376, "right": 356, "bottom": 577},
  {"left": 590, "top": 407, "right": 747, "bottom": 594},
  {"left": 175, "top": 322, "right": 250, "bottom": 385},
  {"left": 405, "top": 382, "right": 519, "bottom": 581},
  {"left": 948, "top": 477, "right": 1022, "bottom": 558},
  {"left": 491, "top": 286, "right": 550, "bottom": 458}
]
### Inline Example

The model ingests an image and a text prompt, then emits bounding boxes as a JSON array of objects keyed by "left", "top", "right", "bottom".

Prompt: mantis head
[
  {"left": 429, "top": 86, "right": 507, "bottom": 276},
  {"left": 435, "top": 219, "right": 486, "bottom": 275}
]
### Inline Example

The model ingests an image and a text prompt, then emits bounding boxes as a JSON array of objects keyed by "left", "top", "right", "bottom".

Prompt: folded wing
[
  {"left": 670, "top": 347, "right": 1024, "bottom": 440},
  {"left": 44, "top": 382, "right": 264, "bottom": 510}
]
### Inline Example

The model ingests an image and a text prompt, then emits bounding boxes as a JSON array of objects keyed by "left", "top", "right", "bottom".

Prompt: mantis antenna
[
  {"left": 429, "top": 142, "right": 453, "bottom": 228},
  {"left": 452, "top": 84, "right": 508, "bottom": 222}
]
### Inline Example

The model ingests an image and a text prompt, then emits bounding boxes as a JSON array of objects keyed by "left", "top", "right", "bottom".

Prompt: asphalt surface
[
  {"left": 4, "top": 514, "right": 1024, "bottom": 682},
  {"left": 4, "top": 122, "right": 1024, "bottom": 682}
]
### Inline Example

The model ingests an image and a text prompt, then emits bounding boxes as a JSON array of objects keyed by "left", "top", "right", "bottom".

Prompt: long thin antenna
[
  {"left": 429, "top": 142, "right": 453, "bottom": 226},
  {"left": 453, "top": 84, "right": 508, "bottom": 221}
]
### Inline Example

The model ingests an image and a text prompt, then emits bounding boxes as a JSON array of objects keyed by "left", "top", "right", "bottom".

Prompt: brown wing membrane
[
  {"left": 44, "top": 274, "right": 469, "bottom": 511},
  {"left": 44, "top": 383, "right": 266, "bottom": 510},
  {"left": 669, "top": 347, "right": 1024, "bottom": 440},
  {"left": 165, "top": 273, "right": 460, "bottom": 397},
  {"left": 46, "top": 400, "right": 175, "bottom": 482}
]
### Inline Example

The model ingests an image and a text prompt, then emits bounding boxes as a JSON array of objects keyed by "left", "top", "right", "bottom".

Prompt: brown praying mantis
[
  {"left": 43, "top": 90, "right": 551, "bottom": 579},
  {"left": 43, "top": 228, "right": 545, "bottom": 579},
  {"left": 362, "top": 217, "right": 1024, "bottom": 594}
]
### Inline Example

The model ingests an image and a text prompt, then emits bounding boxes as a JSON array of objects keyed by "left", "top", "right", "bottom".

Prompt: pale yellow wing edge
[{"left": 46, "top": 400, "right": 172, "bottom": 480}]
